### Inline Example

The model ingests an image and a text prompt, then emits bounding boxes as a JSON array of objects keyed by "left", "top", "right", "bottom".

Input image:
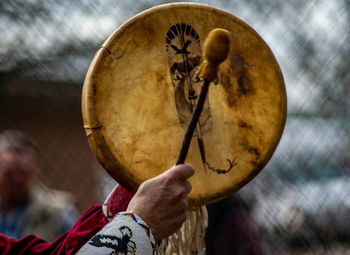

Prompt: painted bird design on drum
[
  {"left": 170, "top": 40, "right": 191, "bottom": 55},
  {"left": 166, "top": 23, "right": 235, "bottom": 174}
]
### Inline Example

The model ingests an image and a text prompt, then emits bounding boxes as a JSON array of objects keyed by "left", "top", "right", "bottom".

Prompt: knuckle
[
  {"left": 157, "top": 185, "right": 171, "bottom": 200},
  {"left": 161, "top": 174, "right": 174, "bottom": 186},
  {"left": 173, "top": 185, "right": 187, "bottom": 201},
  {"left": 184, "top": 196, "right": 189, "bottom": 207},
  {"left": 137, "top": 181, "right": 147, "bottom": 192},
  {"left": 179, "top": 197, "right": 188, "bottom": 210}
]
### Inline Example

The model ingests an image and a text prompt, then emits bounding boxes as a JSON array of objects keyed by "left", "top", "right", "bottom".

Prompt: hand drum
[{"left": 82, "top": 3, "right": 287, "bottom": 206}]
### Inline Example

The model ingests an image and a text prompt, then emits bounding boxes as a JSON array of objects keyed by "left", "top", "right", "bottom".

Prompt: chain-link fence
[{"left": 1, "top": 0, "right": 349, "bottom": 254}]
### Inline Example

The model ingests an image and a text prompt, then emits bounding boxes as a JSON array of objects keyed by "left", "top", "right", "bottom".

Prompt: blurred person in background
[
  {"left": 0, "top": 129, "right": 80, "bottom": 241},
  {"left": 205, "top": 194, "right": 267, "bottom": 255},
  {"left": 0, "top": 160, "right": 194, "bottom": 254}
]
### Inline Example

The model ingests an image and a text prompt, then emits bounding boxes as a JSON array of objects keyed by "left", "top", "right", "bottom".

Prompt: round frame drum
[{"left": 82, "top": 3, "right": 287, "bottom": 206}]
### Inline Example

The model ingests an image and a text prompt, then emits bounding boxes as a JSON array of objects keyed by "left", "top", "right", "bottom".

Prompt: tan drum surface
[{"left": 82, "top": 3, "right": 287, "bottom": 206}]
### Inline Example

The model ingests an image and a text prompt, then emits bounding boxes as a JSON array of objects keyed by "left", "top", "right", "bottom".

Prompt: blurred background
[{"left": 0, "top": 0, "right": 349, "bottom": 254}]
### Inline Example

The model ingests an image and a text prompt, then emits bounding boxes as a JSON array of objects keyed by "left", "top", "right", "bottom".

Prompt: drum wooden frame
[{"left": 82, "top": 3, "right": 287, "bottom": 206}]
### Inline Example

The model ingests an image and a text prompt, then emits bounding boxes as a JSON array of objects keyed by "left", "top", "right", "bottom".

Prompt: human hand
[{"left": 126, "top": 164, "right": 194, "bottom": 241}]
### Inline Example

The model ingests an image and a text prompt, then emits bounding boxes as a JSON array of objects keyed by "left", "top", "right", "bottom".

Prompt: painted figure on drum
[
  {"left": 166, "top": 23, "right": 212, "bottom": 134},
  {"left": 166, "top": 23, "right": 235, "bottom": 174}
]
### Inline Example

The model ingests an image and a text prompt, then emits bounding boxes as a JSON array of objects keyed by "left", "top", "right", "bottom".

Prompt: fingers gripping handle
[{"left": 176, "top": 28, "right": 230, "bottom": 165}]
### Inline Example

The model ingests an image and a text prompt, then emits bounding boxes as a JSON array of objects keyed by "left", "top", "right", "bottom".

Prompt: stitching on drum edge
[{"left": 99, "top": 46, "right": 116, "bottom": 62}]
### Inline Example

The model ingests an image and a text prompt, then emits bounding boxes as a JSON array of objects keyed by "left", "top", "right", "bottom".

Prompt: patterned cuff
[{"left": 77, "top": 212, "right": 157, "bottom": 255}]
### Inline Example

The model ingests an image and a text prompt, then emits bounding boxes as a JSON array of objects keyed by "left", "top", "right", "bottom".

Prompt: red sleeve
[{"left": 0, "top": 204, "right": 108, "bottom": 255}]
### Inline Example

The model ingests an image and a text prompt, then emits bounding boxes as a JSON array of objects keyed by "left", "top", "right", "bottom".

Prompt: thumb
[{"left": 169, "top": 164, "right": 195, "bottom": 181}]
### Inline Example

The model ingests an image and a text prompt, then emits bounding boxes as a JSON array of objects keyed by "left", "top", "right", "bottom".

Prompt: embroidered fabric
[{"left": 77, "top": 212, "right": 157, "bottom": 255}]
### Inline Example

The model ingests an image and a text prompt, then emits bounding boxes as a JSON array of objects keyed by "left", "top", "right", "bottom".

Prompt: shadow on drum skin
[
  {"left": 231, "top": 52, "right": 255, "bottom": 97},
  {"left": 219, "top": 51, "right": 255, "bottom": 108}
]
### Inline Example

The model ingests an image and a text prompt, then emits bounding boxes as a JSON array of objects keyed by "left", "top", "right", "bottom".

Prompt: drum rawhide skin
[{"left": 82, "top": 3, "right": 287, "bottom": 207}]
